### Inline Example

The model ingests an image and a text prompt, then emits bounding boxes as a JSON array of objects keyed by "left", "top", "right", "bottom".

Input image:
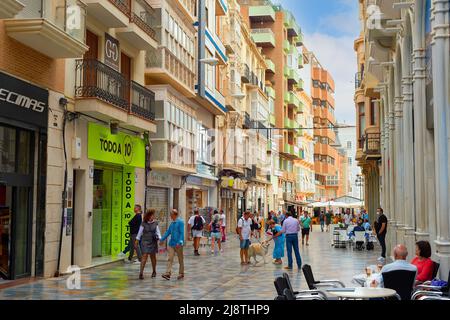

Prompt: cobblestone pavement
[{"left": 0, "top": 229, "right": 381, "bottom": 300}]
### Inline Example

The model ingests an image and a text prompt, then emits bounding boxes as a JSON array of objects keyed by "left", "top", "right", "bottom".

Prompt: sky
[{"left": 278, "top": 0, "right": 359, "bottom": 125}]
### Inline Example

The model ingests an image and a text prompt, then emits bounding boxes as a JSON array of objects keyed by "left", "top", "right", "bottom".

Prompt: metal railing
[
  {"left": 243, "top": 112, "right": 252, "bottom": 129},
  {"left": 130, "top": 0, "right": 157, "bottom": 40},
  {"left": 241, "top": 64, "right": 251, "bottom": 83},
  {"left": 75, "top": 59, "right": 156, "bottom": 121},
  {"left": 109, "top": 0, "right": 131, "bottom": 17},
  {"left": 131, "top": 81, "right": 155, "bottom": 120}
]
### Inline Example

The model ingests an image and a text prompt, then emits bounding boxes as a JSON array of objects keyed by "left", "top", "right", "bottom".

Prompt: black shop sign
[{"left": 0, "top": 71, "right": 48, "bottom": 127}]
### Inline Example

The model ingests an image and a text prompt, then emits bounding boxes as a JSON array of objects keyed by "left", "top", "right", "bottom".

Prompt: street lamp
[{"left": 355, "top": 174, "right": 364, "bottom": 202}]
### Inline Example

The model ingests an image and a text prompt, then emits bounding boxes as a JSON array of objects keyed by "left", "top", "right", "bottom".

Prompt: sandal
[
  {"left": 151, "top": 272, "right": 156, "bottom": 278},
  {"left": 177, "top": 274, "right": 184, "bottom": 280},
  {"left": 162, "top": 274, "right": 171, "bottom": 280}
]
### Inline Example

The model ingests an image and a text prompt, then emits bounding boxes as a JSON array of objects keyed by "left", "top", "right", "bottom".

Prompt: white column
[
  {"left": 388, "top": 101, "right": 397, "bottom": 251},
  {"left": 432, "top": 0, "right": 450, "bottom": 278},
  {"left": 401, "top": 76, "right": 416, "bottom": 255},
  {"left": 394, "top": 95, "right": 406, "bottom": 246},
  {"left": 412, "top": 47, "right": 430, "bottom": 241}
]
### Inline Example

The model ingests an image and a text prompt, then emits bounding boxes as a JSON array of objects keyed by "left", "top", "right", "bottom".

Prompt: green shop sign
[{"left": 88, "top": 122, "right": 146, "bottom": 168}]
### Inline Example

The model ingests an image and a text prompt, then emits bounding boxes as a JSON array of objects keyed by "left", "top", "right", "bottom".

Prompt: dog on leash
[{"left": 248, "top": 240, "right": 271, "bottom": 265}]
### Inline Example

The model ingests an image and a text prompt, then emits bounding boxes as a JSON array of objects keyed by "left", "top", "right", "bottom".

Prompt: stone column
[
  {"left": 432, "top": 0, "right": 450, "bottom": 278},
  {"left": 388, "top": 98, "right": 397, "bottom": 252},
  {"left": 394, "top": 95, "right": 405, "bottom": 247},
  {"left": 412, "top": 47, "right": 430, "bottom": 242},
  {"left": 401, "top": 76, "right": 416, "bottom": 255}
]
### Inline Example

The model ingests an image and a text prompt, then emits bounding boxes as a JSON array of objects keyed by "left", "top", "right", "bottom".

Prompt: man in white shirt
[
  {"left": 344, "top": 212, "right": 351, "bottom": 227},
  {"left": 370, "top": 244, "right": 417, "bottom": 288},
  {"left": 238, "top": 211, "right": 252, "bottom": 265},
  {"left": 187, "top": 209, "right": 205, "bottom": 256},
  {"left": 220, "top": 209, "right": 227, "bottom": 242}
]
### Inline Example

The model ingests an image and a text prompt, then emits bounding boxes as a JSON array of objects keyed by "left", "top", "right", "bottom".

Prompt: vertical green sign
[
  {"left": 101, "top": 170, "right": 112, "bottom": 256},
  {"left": 111, "top": 171, "right": 122, "bottom": 255},
  {"left": 122, "top": 166, "right": 135, "bottom": 251}
]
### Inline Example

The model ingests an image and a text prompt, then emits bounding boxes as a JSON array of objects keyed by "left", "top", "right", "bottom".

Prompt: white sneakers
[{"left": 117, "top": 252, "right": 126, "bottom": 259}]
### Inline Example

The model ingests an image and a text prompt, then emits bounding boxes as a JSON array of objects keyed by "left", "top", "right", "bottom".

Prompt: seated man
[
  {"left": 370, "top": 244, "right": 417, "bottom": 288},
  {"left": 363, "top": 219, "right": 371, "bottom": 231},
  {"left": 348, "top": 220, "right": 365, "bottom": 237}
]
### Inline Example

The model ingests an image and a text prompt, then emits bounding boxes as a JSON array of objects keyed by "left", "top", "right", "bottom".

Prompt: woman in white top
[{"left": 135, "top": 209, "right": 161, "bottom": 280}]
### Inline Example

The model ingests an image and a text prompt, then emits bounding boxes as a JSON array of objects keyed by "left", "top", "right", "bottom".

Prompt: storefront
[
  {"left": 220, "top": 177, "right": 247, "bottom": 231},
  {"left": 186, "top": 175, "right": 217, "bottom": 216},
  {"left": 0, "top": 71, "right": 48, "bottom": 279},
  {"left": 87, "top": 122, "right": 146, "bottom": 258}
]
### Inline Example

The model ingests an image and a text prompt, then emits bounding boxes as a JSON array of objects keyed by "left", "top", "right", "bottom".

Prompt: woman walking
[
  {"left": 135, "top": 209, "right": 161, "bottom": 280},
  {"left": 268, "top": 220, "right": 285, "bottom": 265},
  {"left": 209, "top": 213, "right": 223, "bottom": 254}
]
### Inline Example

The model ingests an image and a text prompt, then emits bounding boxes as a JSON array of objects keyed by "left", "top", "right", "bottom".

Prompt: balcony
[
  {"left": 363, "top": 133, "right": 381, "bottom": 159},
  {"left": 298, "top": 53, "right": 304, "bottom": 68},
  {"left": 269, "top": 114, "right": 276, "bottom": 126},
  {"left": 251, "top": 28, "right": 275, "bottom": 48},
  {"left": 83, "top": 0, "right": 131, "bottom": 27},
  {"left": 286, "top": 67, "right": 300, "bottom": 85},
  {"left": 265, "top": 58, "right": 276, "bottom": 73},
  {"left": 215, "top": 0, "right": 227, "bottom": 16},
  {"left": 4, "top": 0, "right": 89, "bottom": 58},
  {"left": 295, "top": 33, "right": 304, "bottom": 46},
  {"left": 116, "top": 0, "right": 158, "bottom": 50},
  {"left": 294, "top": 78, "right": 304, "bottom": 91},
  {"left": 0, "top": 0, "right": 25, "bottom": 19},
  {"left": 243, "top": 112, "right": 252, "bottom": 129},
  {"left": 266, "top": 86, "right": 276, "bottom": 99},
  {"left": 75, "top": 59, "right": 156, "bottom": 131},
  {"left": 284, "top": 117, "right": 295, "bottom": 129},
  {"left": 355, "top": 71, "right": 364, "bottom": 89},
  {"left": 249, "top": 5, "right": 275, "bottom": 22},
  {"left": 284, "top": 12, "right": 301, "bottom": 38},
  {"left": 241, "top": 63, "right": 251, "bottom": 84},
  {"left": 283, "top": 39, "right": 290, "bottom": 53},
  {"left": 285, "top": 91, "right": 301, "bottom": 109},
  {"left": 145, "top": 47, "right": 196, "bottom": 97}
]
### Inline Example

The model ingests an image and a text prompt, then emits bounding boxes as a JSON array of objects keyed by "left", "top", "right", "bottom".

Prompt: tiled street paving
[{"left": 0, "top": 230, "right": 381, "bottom": 300}]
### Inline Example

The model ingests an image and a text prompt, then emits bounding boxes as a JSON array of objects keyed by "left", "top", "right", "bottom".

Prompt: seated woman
[{"left": 411, "top": 241, "right": 434, "bottom": 283}]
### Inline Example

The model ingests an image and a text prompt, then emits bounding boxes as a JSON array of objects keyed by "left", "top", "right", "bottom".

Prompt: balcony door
[
  {"left": 121, "top": 53, "right": 132, "bottom": 103},
  {"left": 83, "top": 30, "right": 99, "bottom": 94}
]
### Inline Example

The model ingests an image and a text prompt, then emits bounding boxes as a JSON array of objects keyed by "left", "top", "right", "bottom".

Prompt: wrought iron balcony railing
[
  {"left": 75, "top": 59, "right": 155, "bottom": 121},
  {"left": 364, "top": 133, "right": 381, "bottom": 155}
]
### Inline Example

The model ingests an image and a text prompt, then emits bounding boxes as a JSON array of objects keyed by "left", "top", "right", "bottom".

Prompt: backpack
[{"left": 192, "top": 215, "right": 204, "bottom": 231}]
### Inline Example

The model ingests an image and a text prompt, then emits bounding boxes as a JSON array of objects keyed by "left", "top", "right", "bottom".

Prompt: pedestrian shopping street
[{"left": 0, "top": 229, "right": 381, "bottom": 300}]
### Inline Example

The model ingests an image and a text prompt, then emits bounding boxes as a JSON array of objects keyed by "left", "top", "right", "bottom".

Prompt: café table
[
  {"left": 326, "top": 287, "right": 398, "bottom": 300},
  {"left": 352, "top": 273, "right": 381, "bottom": 287}
]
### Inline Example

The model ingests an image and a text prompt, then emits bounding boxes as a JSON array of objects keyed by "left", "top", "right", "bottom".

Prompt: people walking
[
  {"left": 319, "top": 211, "right": 325, "bottom": 232},
  {"left": 209, "top": 213, "right": 223, "bottom": 254},
  {"left": 300, "top": 211, "right": 312, "bottom": 246},
  {"left": 188, "top": 209, "right": 205, "bottom": 256},
  {"left": 325, "top": 210, "right": 332, "bottom": 232},
  {"left": 255, "top": 211, "right": 264, "bottom": 239},
  {"left": 238, "top": 211, "right": 252, "bottom": 265},
  {"left": 119, "top": 204, "right": 143, "bottom": 263},
  {"left": 220, "top": 209, "right": 227, "bottom": 242},
  {"left": 374, "top": 207, "right": 388, "bottom": 262},
  {"left": 268, "top": 220, "right": 285, "bottom": 265},
  {"left": 281, "top": 211, "right": 302, "bottom": 270},
  {"left": 160, "top": 209, "right": 185, "bottom": 280},
  {"left": 136, "top": 209, "right": 161, "bottom": 280}
]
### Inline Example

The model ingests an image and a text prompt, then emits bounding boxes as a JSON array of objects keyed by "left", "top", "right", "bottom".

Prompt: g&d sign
[
  {"left": 88, "top": 122, "right": 146, "bottom": 168},
  {"left": 104, "top": 33, "right": 120, "bottom": 71}
]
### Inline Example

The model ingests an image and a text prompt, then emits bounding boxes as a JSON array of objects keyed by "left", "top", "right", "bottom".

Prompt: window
[
  {"left": 370, "top": 99, "right": 377, "bottom": 126},
  {"left": 359, "top": 103, "right": 365, "bottom": 139},
  {"left": 347, "top": 141, "right": 352, "bottom": 149},
  {"left": 205, "top": 6, "right": 209, "bottom": 28},
  {"left": 313, "top": 80, "right": 319, "bottom": 88},
  {"left": 348, "top": 157, "right": 352, "bottom": 165}
]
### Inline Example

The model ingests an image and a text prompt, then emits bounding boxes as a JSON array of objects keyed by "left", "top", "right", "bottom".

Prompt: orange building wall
[{"left": 0, "top": 21, "right": 65, "bottom": 93}]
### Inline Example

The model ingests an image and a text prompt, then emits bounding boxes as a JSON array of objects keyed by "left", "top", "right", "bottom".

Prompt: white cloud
[{"left": 304, "top": 32, "right": 357, "bottom": 125}]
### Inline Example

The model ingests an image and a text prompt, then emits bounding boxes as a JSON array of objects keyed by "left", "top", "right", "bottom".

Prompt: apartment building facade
[
  {"left": 241, "top": 0, "right": 306, "bottom": 213},
  {"left": 355, "top": 0, "right": 450, "bottom": 278}
]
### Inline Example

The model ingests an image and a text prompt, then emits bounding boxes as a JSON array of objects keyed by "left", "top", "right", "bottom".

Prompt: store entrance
[
  {"left": 92, "top": 165, "right": 123, "bottom": 258},
  {"left": 0, "top": 125, "right": 34, "bottom": 279}
]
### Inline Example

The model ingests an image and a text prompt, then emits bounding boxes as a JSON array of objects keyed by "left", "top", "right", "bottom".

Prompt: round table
[
  {"left": 326, "top": 287, "right": 397, "bottom": 300},
  {"left": 352, "top": 273, "right": 381, "bottom": 287}
]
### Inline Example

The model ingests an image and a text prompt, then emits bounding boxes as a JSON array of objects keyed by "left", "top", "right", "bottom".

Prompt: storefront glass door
[{"left": 0, "top": 125, "right": 34, "bottom": 279}]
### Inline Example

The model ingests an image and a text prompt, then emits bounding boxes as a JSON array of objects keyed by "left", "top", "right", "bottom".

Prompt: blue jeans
[
  {"left": 285, "top": 234, "right": 302, "bottom": 269},
  {"left": 320, "top": 221, "right": 325, "bottom": 231}
]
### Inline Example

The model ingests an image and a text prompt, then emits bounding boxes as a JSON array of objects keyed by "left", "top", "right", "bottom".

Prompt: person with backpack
[
  {"left": 187, "top": 209, "right": 205, "bottom": 256},
  {"left": 209, "top": 213, "right": 223, "bottom": 254},
  {"left": 135, "top": 209, "right": 161, "bottom": 280}
]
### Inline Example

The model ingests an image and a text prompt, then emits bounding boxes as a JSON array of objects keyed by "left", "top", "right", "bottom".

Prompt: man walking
[
  {"left": 374, "top": 207, "right": 388, "bottom": 262},
  {"left": 220, "top": 209, "right": 227, "bottom": 242},
  {"left": 281, "top": 211, "right": 302, "bottom": 270},
  {"left": 325, "top": 210, "right": 332, "bottom": 232},
  {"left": 319, "top": 211, "right": 325, "bottom": 232},
  {"left": 188, "top": 209, "right": 205, "bottom": 256},
  {"left": 238, "top": 211, "right": 252, "bottom": 265},
  {"left": 118, "top": 204, "right": 143, "bottom": 262},
  {"left": 160, "top": 209, "right": 185, "bottom": 280},
  {"left": 300, "top": 211, "right": 312, "bottom": 246}
]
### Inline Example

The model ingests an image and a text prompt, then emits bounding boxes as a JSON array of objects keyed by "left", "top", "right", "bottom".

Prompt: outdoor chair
[
  {"left": 353, "top": 231, "right": 366, "bottom": 251},
  {"left": 274, "top": 276, "right": 327, "bottom": 300},
  {"left": 302, "top": 264, "right": 345, "bottom": 290},
  {"left": 432, "top": 261, "right": 440, "bottom": 279},
  {"left": 412, "top": 269, "right": 449, "bottom": 300},
  {"left": 382, "top": 270, "right": 416, "bottom": 300},
  {"left": 282, "top": 272, "right": 328, "bottom": 300}
]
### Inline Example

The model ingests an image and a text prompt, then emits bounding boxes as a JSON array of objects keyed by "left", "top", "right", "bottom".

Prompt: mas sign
[{"left": 88, "top": 122, "right": 146, "bottom": 168}]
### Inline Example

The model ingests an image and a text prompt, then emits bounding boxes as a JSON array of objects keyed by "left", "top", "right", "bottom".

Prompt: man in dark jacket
[{"left": 127, "top": 204, "right": 143, "bottom": 262}]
